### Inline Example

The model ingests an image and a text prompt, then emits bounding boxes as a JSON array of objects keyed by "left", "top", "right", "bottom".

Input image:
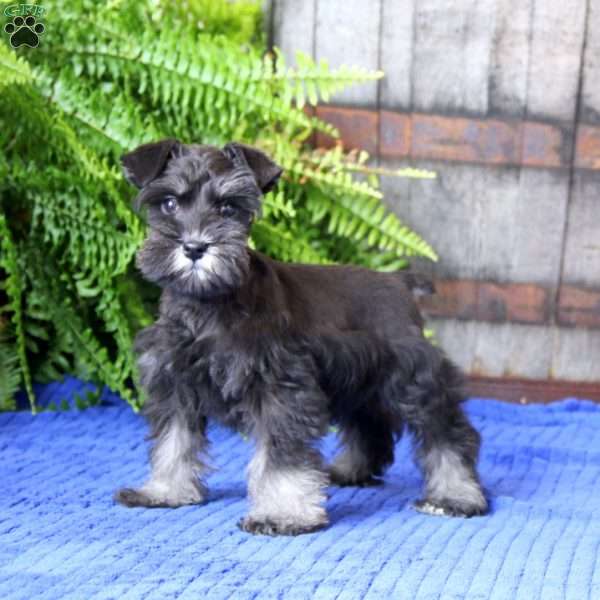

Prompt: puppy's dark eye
[
  {"left": 161, "top": 196, "right": 178, "bottom": 215},
  {"left": 220, "top": 204, "right": 237, "bottom": 218}
]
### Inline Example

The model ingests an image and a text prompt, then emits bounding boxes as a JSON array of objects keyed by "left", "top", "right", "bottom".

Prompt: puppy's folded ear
[
  {"left": 223, "top": 143, "right": 283, "bottom": 194},
  {"left": 121, "top": 139, "right": 181, "bottom": 188}
]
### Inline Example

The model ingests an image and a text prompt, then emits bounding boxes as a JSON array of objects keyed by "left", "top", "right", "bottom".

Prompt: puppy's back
[{"left": 255, "top": 252, "right": 431, "bottom": 339}]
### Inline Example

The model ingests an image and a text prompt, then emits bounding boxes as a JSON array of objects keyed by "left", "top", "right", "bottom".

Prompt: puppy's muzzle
[{"left": 183, "top": 241, "right": 209, "bottom": 261}]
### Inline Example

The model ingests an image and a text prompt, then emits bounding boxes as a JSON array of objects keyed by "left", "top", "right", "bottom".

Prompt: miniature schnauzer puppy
[{"left": 114, "top": 139, "right": 487, "bottom": 535}]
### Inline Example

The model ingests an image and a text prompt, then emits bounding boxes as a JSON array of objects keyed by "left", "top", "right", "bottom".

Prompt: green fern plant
[{"left": 0, "top": 0, "right": 436, "bottom": 413}]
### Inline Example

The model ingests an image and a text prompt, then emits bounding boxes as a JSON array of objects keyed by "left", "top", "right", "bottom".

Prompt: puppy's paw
[
  {"left": 237, "top": 515, "right": 328, "bottom": 536},
  {"left": 114, "top": 483, "right": 205, "bottom": 508},
  {"left": 414, "top": 496, "right": 487, "bottom": 518},
  {"left": 114, "top": 487, "right": 159, "bottom": 508}
]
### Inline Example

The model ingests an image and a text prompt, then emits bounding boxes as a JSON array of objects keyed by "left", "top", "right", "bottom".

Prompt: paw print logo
[{"left": 4, "top": 15, "right": 45, "bottom": 48}]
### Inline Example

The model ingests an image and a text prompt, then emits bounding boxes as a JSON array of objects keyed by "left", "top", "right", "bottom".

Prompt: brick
[
  {"left": 378, "top": 110, "right": 411, "bottom": 158},
  {"left": 557, "top": 285, "right": 600, "bottom": 328},
  {"left": 314, "top": 106, "right": 378, "bottom": 155},
  {"left": 477, "top": 282, "right": 549, "bottom": 324},
  {"left": 419, "top": 280, "right": 478, "bottom": 321},
  {"left": 420, "top": 279, "right": 550, "bottom": 325},
  {"left": 521, "top": 121, "right": 570, "bottom": 168},
  {"left": 574, "top": 125, "right": 600, "bottom": 169},
  {"left": 411, "top": 114, "right": 521, "bottom": 165},
  {"left": 315, "top": 106, "right": 600, "bottom": 172}
]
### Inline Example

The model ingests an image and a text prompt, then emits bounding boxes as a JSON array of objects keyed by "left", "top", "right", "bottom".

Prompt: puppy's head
[{"left": 122, "top": 139, "right": 282, "bottom": 298}]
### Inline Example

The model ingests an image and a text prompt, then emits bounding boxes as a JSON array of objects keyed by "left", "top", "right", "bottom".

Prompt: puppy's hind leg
[
  {"left": 387, "top": 340, "right": 487, "bottom": 517},
  {"left": 329, "top": 402, "right": 397, "bottom": 487}
]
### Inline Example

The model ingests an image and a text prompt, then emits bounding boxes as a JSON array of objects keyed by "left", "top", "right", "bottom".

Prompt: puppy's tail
[{"left": 401, "top": 271, "right": 435, "bottom": 298}]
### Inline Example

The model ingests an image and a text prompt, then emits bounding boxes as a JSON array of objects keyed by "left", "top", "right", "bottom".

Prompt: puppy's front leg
[
  {"left": 239, "top": 388, "right": 329, "bottom": 536},
  {"left": 115, "top": 341, "right": 209, "bottom": 508},
  {"left": 116, "top": 412, "right": 208, "bottom": 508}
]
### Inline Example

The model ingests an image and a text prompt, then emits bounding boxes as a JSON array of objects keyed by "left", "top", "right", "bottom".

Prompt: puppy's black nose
[{"left": 182, "top": 241, "right": 208, "bottom": 261}]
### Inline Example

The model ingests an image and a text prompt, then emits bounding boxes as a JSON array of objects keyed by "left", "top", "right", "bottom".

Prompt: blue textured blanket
[{"left": 2, "top": 378, "right": 599, "bottom": 599}]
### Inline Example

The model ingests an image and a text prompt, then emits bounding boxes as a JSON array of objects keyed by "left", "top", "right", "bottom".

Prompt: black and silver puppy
[{"left": 115, "top": 139, "right": 487, "bottom": 535}]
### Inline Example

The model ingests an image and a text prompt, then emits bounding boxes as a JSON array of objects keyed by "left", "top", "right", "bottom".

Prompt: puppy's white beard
[
  {"left": 171, "top": 247, "right": 220, "bottom": 283},
  {"left": 172, "top": 246, "right": 192, "bottom": 274}
]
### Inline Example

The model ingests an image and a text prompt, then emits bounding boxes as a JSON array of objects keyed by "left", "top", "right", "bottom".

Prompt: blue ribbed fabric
[{"left": 2, "top": 378, "right": 599, "bottom": 599}]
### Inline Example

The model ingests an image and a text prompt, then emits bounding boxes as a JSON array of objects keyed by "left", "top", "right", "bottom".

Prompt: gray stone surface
[
  {"left": 552, "top": 327, "right": 600, "bottom": 381},
  {"left": 434, "top": 318, "right": 600, "bottom": 381},
  {"left": 272, "top": 0, "right": 590, "bottom": 119},
  {"left": 314, "top": 0, "right": 381, "bottom": 106},
  {"left": 411, "top": 0, "right": 497, "bottom": 115},
  {"left": 271, "top": 0, "right": 598, "bottom": 383},
  {"left": 380, "top": 160, "right": 569, "bottom": 285},
  {"left": 488, "top": 0, "right": 532, "bottom": 117},
  {"left": 271, "top": 0, "right": 316, "bottom": 64},
  {"left": 561, "top": 170, "right": 600, "bottom": 287},
  {"left": 379, "top": 0, "right": 415, "bottom": 110},
  {"left": 580, "top": 0, "right": 600, "bottom": 123},
  {"left": 525, "top": 1, "right": 587, "bottom": 121},
  {"left": 432, "top": 318, "right": 554, "bottom": 379}
]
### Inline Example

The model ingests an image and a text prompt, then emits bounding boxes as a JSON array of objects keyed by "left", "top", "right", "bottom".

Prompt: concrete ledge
[{"left": 468, "top": 375, "right": 600, "bottom": 403}]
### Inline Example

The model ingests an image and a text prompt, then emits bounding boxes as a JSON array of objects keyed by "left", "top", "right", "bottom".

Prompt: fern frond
[
  {"left": 0, "top": 1, "right": 436, "bottom": 414},
  {"left": 272, "top": 49, "right": 384, "bottom": 107},
  {"left": 252, "top": 221, "right": 329, "bottom": 264},
  {"left": 0, "top": 210, "right": 36, "bottom": 413},
  {"left": 304, "top": 184, "right": 437, "bottom": 260},
  {"left": 0, "top": 44, "right": 33, "bottom": 86},
  {"left": 0, "top": 339, "right": 20, "bottom": 411}
]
